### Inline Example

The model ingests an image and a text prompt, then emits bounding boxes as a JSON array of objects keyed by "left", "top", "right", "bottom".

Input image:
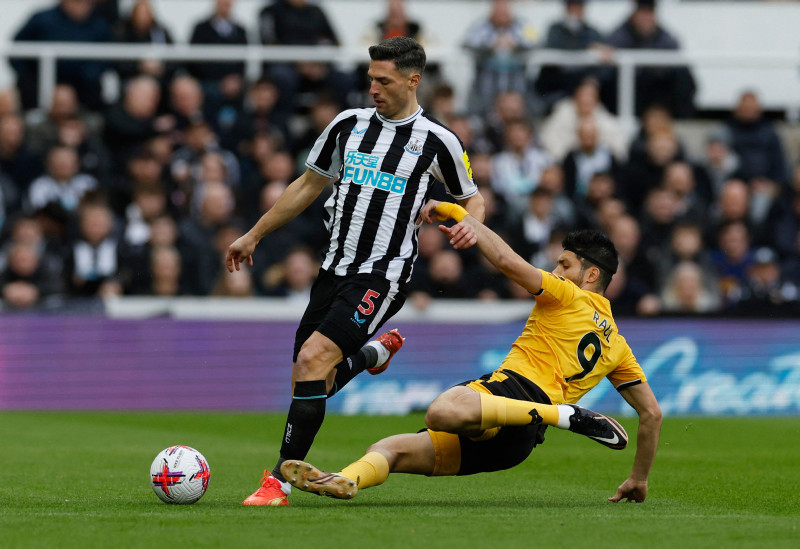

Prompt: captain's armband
[{"left": 434, "top": 202, "right": 469, "bottom": 222}]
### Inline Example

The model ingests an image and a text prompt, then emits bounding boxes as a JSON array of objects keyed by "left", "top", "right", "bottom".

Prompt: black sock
[
  {"left": 271, "top": 380, "right": 327, "bottom": 482},
  {"left": 327, "top": 345, "right": 378, "bottom": 398}
]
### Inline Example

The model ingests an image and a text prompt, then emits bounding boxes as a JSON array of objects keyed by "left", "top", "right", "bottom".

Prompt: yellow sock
[
  {"left": 339, "top": 451, "right": 390, "bottom": 489},
  {"left": 479, "top": 393, "right": 560, "bottom": 430}
]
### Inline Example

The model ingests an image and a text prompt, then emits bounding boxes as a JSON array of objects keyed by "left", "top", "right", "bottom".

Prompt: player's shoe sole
[
  {"left": 280, "top": 460, "right": 358, "bottom": 500},
  {"left": 367, "top": 328, "right": 405, "bottom": 375},
  {"left": 242, "top": 471, "right": 289, "bottom": 506},
  {"left": 566, "top": 404, "right": 628, "bottom": 450}
]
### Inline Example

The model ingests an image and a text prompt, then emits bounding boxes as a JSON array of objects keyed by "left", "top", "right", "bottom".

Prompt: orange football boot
[
  {"left": 367, "top": 329, "right": 405, "bottom": 375},
  {"left": 242, "top": 471, "right": 290, "bottom": 506}
]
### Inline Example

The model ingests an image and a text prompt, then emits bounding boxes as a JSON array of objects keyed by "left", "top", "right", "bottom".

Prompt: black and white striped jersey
[{"left": 306, "top": 106, "right": 478, "bottom": 284}]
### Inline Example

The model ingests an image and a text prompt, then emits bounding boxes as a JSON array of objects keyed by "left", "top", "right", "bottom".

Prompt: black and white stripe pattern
[{"left": 306, "top": 107, "right": 478, "bottom": 284}]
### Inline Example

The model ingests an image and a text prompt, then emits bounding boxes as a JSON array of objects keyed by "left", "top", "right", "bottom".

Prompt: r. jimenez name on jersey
[{"left": 503, "top": 269, "right": 647, "bottom": 404}]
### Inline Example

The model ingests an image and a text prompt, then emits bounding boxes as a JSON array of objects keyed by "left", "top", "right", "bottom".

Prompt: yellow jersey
[{"left": 498, "top": 270, "right": 646, "bottom": 404}]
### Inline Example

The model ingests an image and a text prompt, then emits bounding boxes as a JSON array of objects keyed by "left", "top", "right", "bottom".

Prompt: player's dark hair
[
  {"left": 562, "top": 229, "right": 619, "bottom": 291},
  {"left": 369, "top": 36, "right": 426, "bottom": 75}
]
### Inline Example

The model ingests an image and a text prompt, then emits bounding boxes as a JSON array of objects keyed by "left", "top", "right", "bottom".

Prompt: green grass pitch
[{"left": 1, "top": 412, "right": 798, "bottom": 548}]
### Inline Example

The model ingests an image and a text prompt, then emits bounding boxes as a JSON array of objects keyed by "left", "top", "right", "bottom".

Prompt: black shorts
[
  {"left": 455, "top": 370, "right": 551, "bottom": 476},
  {"left": 293, "top": 269, "right": 408, "bottom": 361}
]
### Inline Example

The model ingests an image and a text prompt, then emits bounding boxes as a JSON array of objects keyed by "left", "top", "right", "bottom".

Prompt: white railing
[{"left": 4, "top": 41, "right": 800, "bottom": 129}]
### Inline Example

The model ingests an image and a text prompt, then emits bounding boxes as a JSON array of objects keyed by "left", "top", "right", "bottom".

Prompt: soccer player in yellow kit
[{"left": 281, "top": 200, "right": 662, "bottom": 504}]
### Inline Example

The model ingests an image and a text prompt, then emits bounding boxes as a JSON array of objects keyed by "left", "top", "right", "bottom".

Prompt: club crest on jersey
[{"left": 404, "top": 138, "right": 423, "bottom": 156}]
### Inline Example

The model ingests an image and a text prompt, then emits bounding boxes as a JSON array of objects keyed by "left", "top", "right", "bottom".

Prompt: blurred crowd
[{"left": 0, "top": 0, "right": 798, "bottom": 317}]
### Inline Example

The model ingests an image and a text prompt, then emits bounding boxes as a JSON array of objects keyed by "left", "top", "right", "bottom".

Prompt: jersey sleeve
[
  {"left": 606, "top": 337, "right": 647, "bottom": 391},
  {"left": 429, "top": 130, "right": 478, "bottom": 200},
  {"left": 305, "top": 110, "right": 358, "bottom": 178},
  {"left": 536, "top": 269, "right": 577, "bottom": 308}
]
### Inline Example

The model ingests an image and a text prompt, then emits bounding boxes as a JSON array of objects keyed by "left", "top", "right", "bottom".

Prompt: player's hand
[
  {"left": 225, "top": 233, "right": 258, "bottom": 272},
  {"left": 438, "top": 222, "right": 477, "bottom": 250},
  {"left": 419, "top": 199, "right": 444, "bottom": 224},
  {"left": 608, "top": 477, "right": 647, "bottom": 503}
]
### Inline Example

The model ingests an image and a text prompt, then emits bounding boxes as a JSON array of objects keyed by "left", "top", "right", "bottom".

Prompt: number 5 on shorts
[{"left": 358, "top": 290, "right": 381, "bottom": 316}]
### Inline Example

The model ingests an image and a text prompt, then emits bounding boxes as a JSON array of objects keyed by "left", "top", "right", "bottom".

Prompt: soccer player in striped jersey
[
  {"left": 226, "top": 37, "right": 485, "bottom": 506},
  {"left": 281, "top": 202, "right": 662, "bottom": 504}
]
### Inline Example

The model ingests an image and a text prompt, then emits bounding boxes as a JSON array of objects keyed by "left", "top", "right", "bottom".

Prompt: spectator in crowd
[
  {"left": 538, "top": 164, "right": 576, "bottom": 229},
  {"left": 67, "top": 199, "right": 122, "bottom": 296},
  {"left": 639, "top": 185, "right": 681, "bottom": 262},
  {"left": 148, "top": 244, "right": 183, "bottom": 296},
  {"left": 117, "top": 185, "right": 168, "bottom": 293},
  {"left": 655, "top": 221, "right": 714, "bottom": 290},
  {"left": 735, "top": 246, "right": 799, "bottom": 316},
  {"left": 704, "top": 178, "right": 752, "bottom": 247},
  {"left": 605, "top": 0, "right": 696, "bottom": 117},
  {"left": 409, "top": 224, "right": 447, "bottom": 295},
  {"left": 660, "top": 261, "right": 720, "bottom": 314},
  {"left": 725, "top": 91, "right": 786, "bottom": 231},
  {"left": 115, "top": 0, "right": 177, "bottom": 87},
  {"left": 229, "top": 78, "right": 290, "bottom": 155},
  {"left": 291, "top": 94, "right": 341, "bottom": 170},
  {"left": 507, "top": 187, "right": 561, "bottom": 265},
  {"left": 0, "top": 115, "right": 42, "bottom": 192},
  {"left": 767, "top": 164, "right": 800, "bottom": 258},
  {"left": 661, "top": 161, "right": 708, "bottom": 225},
  {"left": 463, "top": 0, "right": 538, "bottom": 114},
  {"left": 372, "top": 0, "right": 422, "bottom": 42},
  {"left": 0, "top": 241, "right": 65, "bottom": 309},
  {"left": 780, "top": 230, "right": 800, "bottom": 292},
  {"left": 490, "top": 119, "right": 552, "bottom": 214},
  {"left": 427, "top": 84, "right": 456, "bottom": 123},
  {"left": 0, "top": 89, "right": 19, "bottom": 118},
  {"left": 482, "top": 91, "right": 529, "bottom": 153},
  {"left": 179, "top": 182, "right": 237, "bottom": 295},
  {"left": 188, "top": 0, "right": 248, "bottom": 106},
  {"left": 259, "top": 0, "right": 352, "bottom": 114},
  {"left": 607, "top": 214, "right": 659, "bottom": 315},
  {"left": 27, "top": 145, "right": 97, "bottom": 214},
  {"left": 11, "top": 0, "right": 113, "bottom": 111},
  {"left": 26, "top": 84, "right": 103, "bottom": 155},
  {"left": 711, "top": 219, "right": 754, "bottom": 308},
  {"left": 52, "top": 115, "right": 112, "bottom": 183},
  {"left": 697, "top": 125, "right": 740, "bottom": 201},
  {"left": 535, "top": 0, "right": 610, "bottom": 111},
  {"left": 122, "top": 186, "right": 168, "bottom": 248},
  {"left": 562, "top": 118, "right": 620, "bottom": 200},
  {"left": 170, "top": 121, "right": 240, "bottom": 214},
  {"left": 104, "top": 75, "right": 173, "bottom": 171},
  {"left": 120, "top": 213, "right": 199, "bottom": 295},
  {"left": 574, "top": 171, "right": 616, "bottom": 230},
  {"left": 621, "top": 128, "right": 682, "bottom": 210},
  {"left": 259, "top": 245, "right": 316, "bottom": 301},
  {"left": 421, "top": 249, "right": 475, "bottom": 300},
  {"left": 167, "top": 75, "right": 206, "bottom": 134},
  {"left": 627, "top": 103, "right": 683, "bottom": 164},
  {"left": 540, "top": 78, "right": 627, "bottom": 162},
  {"left": 725, "top": 90, "right": 788, "bottom": 187},
  {"left": 0, "top": 173, "right": 21, "bottom": 240}
]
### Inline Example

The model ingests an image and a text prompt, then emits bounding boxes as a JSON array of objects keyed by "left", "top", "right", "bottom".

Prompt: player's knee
[
  {"left": 295, "top": 344, "right": 333, "bottom": 380},
  {"left": 425, "top": 399, "right": 464, "bottom": 431}
]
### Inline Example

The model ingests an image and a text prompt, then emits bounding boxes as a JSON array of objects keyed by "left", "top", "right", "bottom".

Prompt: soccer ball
[{"left": 150, "top": 445, "right": 211, "bottom": 504}]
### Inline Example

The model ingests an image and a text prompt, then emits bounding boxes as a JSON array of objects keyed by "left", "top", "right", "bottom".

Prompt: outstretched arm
[
  {"left": 423, "top": 200, "right": 543, "bottom": 295},
  {"left": 226, "top": 168, "right": 330, "bottom": 272},
  {"left": 610, "top": 382, "right": 662, "bottom": 503}
]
